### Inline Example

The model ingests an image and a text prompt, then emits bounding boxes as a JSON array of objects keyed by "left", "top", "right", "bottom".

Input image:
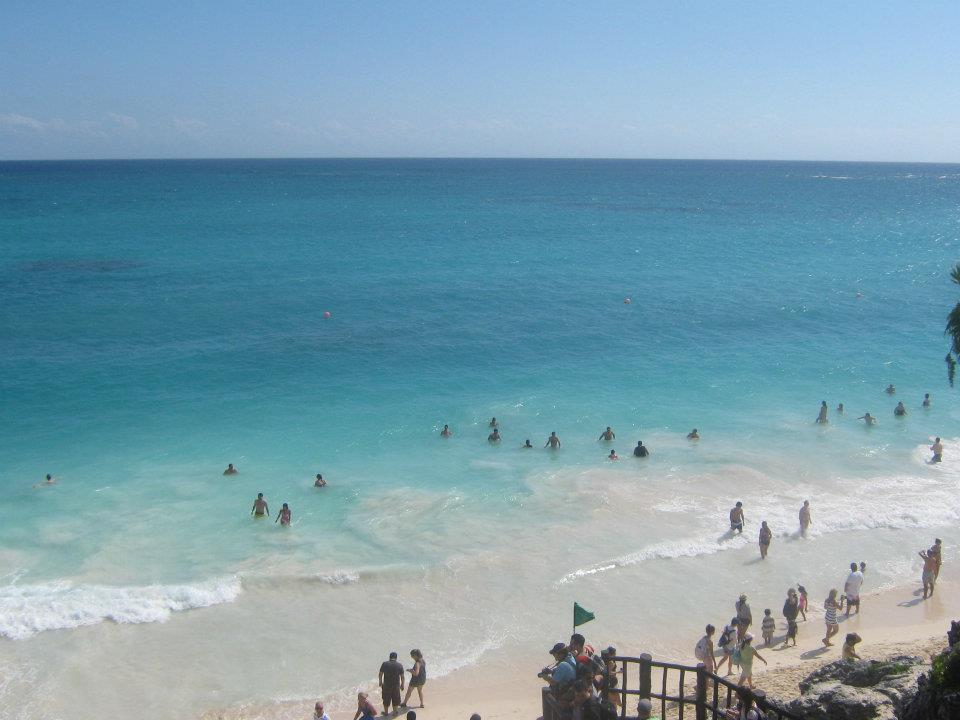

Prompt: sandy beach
[{"left": 203, "top": 570, "right": 956, "bottom": 720}]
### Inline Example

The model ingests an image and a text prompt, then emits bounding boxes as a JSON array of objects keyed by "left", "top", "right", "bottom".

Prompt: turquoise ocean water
[{"left": 1, "top": 159, "right": 959, "bottom": 718}]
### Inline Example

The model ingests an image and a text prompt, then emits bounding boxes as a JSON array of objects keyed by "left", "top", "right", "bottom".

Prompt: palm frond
[
  {"left": 951, "top": 263, "right": 960, "bottom": 286},
  {"left": 946, "top": 303, "right": 960, "bottom": 356}
]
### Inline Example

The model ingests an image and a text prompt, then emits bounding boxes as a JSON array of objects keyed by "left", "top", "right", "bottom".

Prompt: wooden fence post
[
  {"left": 695, "top": 663, "right": 707, "bottom": 720},
  {"left": 541, "top": 685, "right": 553, "bottom": 720},
  {"left": 638, "top": 653, "right": 652, "bottom": 699}
]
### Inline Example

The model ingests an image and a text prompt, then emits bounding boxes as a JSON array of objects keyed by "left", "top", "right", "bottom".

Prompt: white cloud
[
  {"left": 0, "top": 113, "right": 104, "bottom": 137},
  {"left": 107, "top": 112, "right": 139, "bottom": 129}
]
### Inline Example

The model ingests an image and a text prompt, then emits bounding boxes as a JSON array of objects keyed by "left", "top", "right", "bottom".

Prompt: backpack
[
  {"left": 694, "top": 637, "right": 708, "bottom": 660},
  {"left": 718, "top": 628, "right": 732, "bottom": 649}
]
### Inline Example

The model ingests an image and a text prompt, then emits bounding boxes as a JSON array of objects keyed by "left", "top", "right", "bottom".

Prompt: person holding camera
[{"left": 539, "top": 642, "right": 577, "bottom": 687}]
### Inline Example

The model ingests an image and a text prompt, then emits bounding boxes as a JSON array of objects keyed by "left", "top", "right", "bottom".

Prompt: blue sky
[{"left": 1, "top": 1, "right": 958, "bottom": 161}]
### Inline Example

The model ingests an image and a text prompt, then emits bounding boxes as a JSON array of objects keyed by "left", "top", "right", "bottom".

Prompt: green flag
[{"left": 573, "top": 602, "right": 595, "bottom": 628}]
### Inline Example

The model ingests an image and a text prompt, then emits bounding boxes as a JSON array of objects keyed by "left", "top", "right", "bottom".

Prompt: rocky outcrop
[
  {"left": 900, "top": 621, "right": 960, "bottom": 720},
  {"left": 788, "top": 656, "right": 929, "bottom": 720}
]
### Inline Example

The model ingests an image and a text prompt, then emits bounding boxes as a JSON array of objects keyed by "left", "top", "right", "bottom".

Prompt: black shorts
[{"left": 382, "top": 686, "right": 401, "bottom": 710}]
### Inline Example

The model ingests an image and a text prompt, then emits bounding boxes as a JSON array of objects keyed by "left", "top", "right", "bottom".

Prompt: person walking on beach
[
  {"left": 823, "top": 589, "right": 840, "bottom": 646},
  {"left": 695, "top": 625, "right": 717, "bottom": 673},
  {"left": 816, "top": 401, "right": 829, "bottom": 424},
  {"left": 379, "top": 651, "right": 405, "bottom": 715},
  {"left": 599, "top": 426, "right": 616, "bottom": 442},
  {"left": 224, "top": 463, "right": 239, "bottom": 475},
  {"left": 275, "top": 502, "right": 291, "bottom": 526},
  {"left": 488, "top": 428, "right": 501, "bottom": 443},
  {"left": 401, "top": 649, "right": 426, "bottom": 709},
  {"left": 931, "top": 437, "right": 944, "bottom": 463},
  {"left": 799, "top": 501, "right": 812, "bottom": 537},
  {"left": 737, "top": 633, "right": 767, "bottom": 688},
  {"left": 920, "top": 547, "right": 939, "bottom": 599},
  {"left": 844, "top": 562, "right": 864, "bottom": 616},
  {"left": 760, "top": 609, "right": 775, "bottom": 647},
  {"left": 715, "top": 618, "right": 740, "bottom": 675},
  {"left": 545, "top": 431, "right": 561, "bottom": 449},
  {"left": 314, "top": 701, "right": 330, "bottom": 720},
  {"left": 781, "top": 589, "right": 799, "bottom": 647},
  {"left": 353, "top": 692, "right": 378, "bottom": 720},
  {"left": 251, "top": 493, "right": 269, "bottom": 518},
  {"left": 758, "top": 521, "right": 772, "bottom": 559},
  {"left": 735, "top": 595, "right": 753, "bottom": 632},
  {"left": 894, "top": 401, "right": 907, "bottom": 417},
  {"left": 797, "top": 585, "right": 808, "bottom": 621},
  {"left": 729, "top": 502, "right": 745, "bottom": 534},
  {"left": 440, "top": 424, "right": 452, "bottom": 438},
  {"left": 633, "top": 441, "right": 649, "bottom": 457},
  {"left": 932, "top": 539, "right": 943, "bottom": 579},
  {"left": 314, "top": 473, "right": 327, "bottom": 487}
]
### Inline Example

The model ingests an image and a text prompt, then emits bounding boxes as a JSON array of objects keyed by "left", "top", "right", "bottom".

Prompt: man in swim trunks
[
  {"left": 729, "top": 502, "right": 745, "bottom": 533},
  {"left": 545, "top": 432, "right": 561, "bottom": 449},
  {"left": 598, "top": 427, "right": 615, "bottom": 442},
  {"left": 488, "top": 428, "right": 501, "bottom": 443},
  {"left": 920, "top": 547, "right": 938, "bottom": 599},
  {"left": 251, "top": 493, "right": 269, "bottom": 518},
  {"left": 379, "top": 651, "right": 405, "bottom": 714},
  {"left": 275, "top": 502, "right": 291, "bottom": 526},
  {"left": 844, "top": 562, "right": 864, "bottom": 615},
  {"left": 224, "top": 463, "right": 239, "bottom": 475},
  {"left": 931, "top": 437, "right": 943, "bottom": 463},
  {"left": 633, "top": 441, "right": 649, "bottom": 457},
  {"left": 440, "top": 424, "right": 452, "bottom": 437},
  {"left": 799, "top": 501, "right": 812, "bottom": 537}
]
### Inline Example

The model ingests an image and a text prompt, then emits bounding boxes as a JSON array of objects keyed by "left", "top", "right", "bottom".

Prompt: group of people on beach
[{"left": 311, "top": 649, "right": 428, "bottom": 720}]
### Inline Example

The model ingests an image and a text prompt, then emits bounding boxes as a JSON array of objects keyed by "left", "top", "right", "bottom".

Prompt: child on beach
[
  {"left": 353, "top": 693, "right": 377, "bottom": 720},
  {"left": 761, "top": 609, "right": 775, "bottom": 647},
  {"left": 781, "top": 590, "right": 799, "bottom": 648},
  {"left": 842, "top": 633, "right": 862, "bottom": 660},
  {"left": 736, "top": 633, "right": 767, "bottom": 689},
  {"left": 823, "top": 589, "right": 840, "bottom": 646},
  {"left": 797, "top": 585, "right": 808, "bottom": 621}
]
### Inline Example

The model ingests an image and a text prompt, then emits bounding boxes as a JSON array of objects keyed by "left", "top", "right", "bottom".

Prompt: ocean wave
[{"left": 0, "top": 576, "right": 241, "bottom": 640}]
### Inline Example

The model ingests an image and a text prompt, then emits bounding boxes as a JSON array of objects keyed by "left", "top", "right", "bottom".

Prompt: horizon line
[{"left": 2, "top": 155, "right": 960, "bottom": 166}]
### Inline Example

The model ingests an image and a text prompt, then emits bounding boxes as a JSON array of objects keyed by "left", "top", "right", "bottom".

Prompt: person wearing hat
[
  {"left": 735, "top": 594, "right": 753, "bottom": 632},
  {"left": 353, "top": 692, "right": 378, "bottom": 720},
  {"left": 637, "top": 698, "right": 659, "bottom": 719},
  {"left": 538, "top": 642, "right": 577, "bottom": 687},
  {"left": 314, "top": 701, "right": 330, "bottom": 720},
  {"left": 737, "top": 633, "right": 767, "bottom": 689}
]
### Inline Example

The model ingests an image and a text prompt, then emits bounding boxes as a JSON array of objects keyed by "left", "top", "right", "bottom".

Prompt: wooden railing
[{"left": 542, "top": 653, "right": 800, "bottom": 720}]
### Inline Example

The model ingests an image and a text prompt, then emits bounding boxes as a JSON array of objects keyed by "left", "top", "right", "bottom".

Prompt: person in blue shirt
[{"left": 539, "top": 643, "right": 577, "bottom": 686}]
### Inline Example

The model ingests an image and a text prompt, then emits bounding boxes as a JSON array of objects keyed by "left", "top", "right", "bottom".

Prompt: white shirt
[{"left": 845, "top": 570, "right": 864, "bottom": 598}]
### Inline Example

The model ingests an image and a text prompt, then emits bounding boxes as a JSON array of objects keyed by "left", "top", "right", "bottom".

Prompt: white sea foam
[{"left": 0, "top": 576, "right": 241, "bottom": 640}]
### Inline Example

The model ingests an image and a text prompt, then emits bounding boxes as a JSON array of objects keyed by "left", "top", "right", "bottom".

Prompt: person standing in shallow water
[
  {"left": 923, "top": 393, "right": 931, "bottom": 408},
  {"left": 758, "top": 521, "right": 772, "bottom": 559},
  {"left": 894, "top": 401, "right": 907, "bottom": 417},
  {"left": 633, "top": 441, "right": 649, "bottom": 457},
  {"left": 275, "top": 502, "right": 291, "bottom": 526},
  {"left": 857, "top": 412, "right": 876, "bottom": 426},
  {"left": 799, "top": 500, "right": 812, "bottom": 536},
  {"left": 816, "top": 401, "right": 828, "bottom": 424},
  {"left": 545, "top": 431, "right": 561, "bottom": 449},
  {"left": 487, "top": 428, "right": 501, "bottom": 443},
  {"left": 251, "top": 493, "right": 268, "bottom": 518},
  {"left": 598, "top": 426, "right": 615, "bottom": 441},
  {"left": 687, "top": 428, "right": 700, "bottom": 440},
  {"left": 223, "top": 463, "right": 238, "bottom": 475},
  {"left": 837, "top": 402, "right": 844, "bottom": 414},
  {"left": 440, "top": 424, "right": 452, "bottom": 437},
  {"left": 314, "top": 473, "right": 327, "bottom": 487},
  {"left": 729, "top": 502, "right": 745, "bottom": 534},
  {"left": 931, "top": 437, "right": 943, "bottom": 463}
]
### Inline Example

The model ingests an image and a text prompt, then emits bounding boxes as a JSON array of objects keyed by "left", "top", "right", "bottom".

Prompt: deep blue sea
[{"left": 1, "top": 159, "right": 959, "bottom": 718}]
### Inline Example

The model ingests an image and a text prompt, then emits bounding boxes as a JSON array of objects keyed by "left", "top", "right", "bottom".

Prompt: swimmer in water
[
  {"left": 837, "top": 403, "right": 844, "bottom": 414},
  {"left": 931, "top": 437, "right": 943, "bottom": 463},
  {"left": 598, "top": 426, "right": 615, "bottom": 442},
  {"left": 276, "top": 502, "right": 292, "bottom": 526},
  {"left": 816, "top": 401, "right": 828, "bottom": 424},
  {"left": 251, "top": 493, "right": 269, "bottom": 518},
  {"left": 488, "top": 428, "right": 501, "bottom": 443},
  {"left": 440, "top": 424, "right": 452, "bottom": 438},
  {"left": 314, "top": 473, "right": 327, "bottom": 487},
  {"left": 522, "top": 439, "right": 533, "bottom": 449},
  {"left": 545, "top": 432, "right": 561, "bottom": 449},
  {"left": 687, "top": 428, "right": 700, "bottom": 440},
  {"left": 885, "top": 384, "right": 896, "bottom": 395},
  {"left": 608, "top": 449, "right": 619, "bottom": 461},
  {"left": 894, "top": 401, "right": 907, "bottom": 417},
  {"left": 857, "top": 413, "right": 876, "bottom": 426},
  {"left": 729, "top": 502, "right": 745, "bottom": 534},
  {"left": 489, "top": 417, "right": 498, "bottom": 428},
  {"left": 633, "top": 441, "right": 649, "bottom": 457},
  {"left": 224, "top": 463, "right": 239, "bottom": 476},
  {"left": 33, "top": 473, "right": 57, "bottom": 488},
  {"left": 923, "top": 393, "right": 931, "bottom": 408}
]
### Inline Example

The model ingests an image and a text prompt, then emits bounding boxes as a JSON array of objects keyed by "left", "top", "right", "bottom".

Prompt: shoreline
[{"left": 202, "top": 575, "right": 956, "bottom": 720}]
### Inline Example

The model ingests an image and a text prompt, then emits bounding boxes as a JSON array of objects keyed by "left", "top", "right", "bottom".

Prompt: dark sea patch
[{"left": 20, "top": 258, "right": 143, "bottom": 273}]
